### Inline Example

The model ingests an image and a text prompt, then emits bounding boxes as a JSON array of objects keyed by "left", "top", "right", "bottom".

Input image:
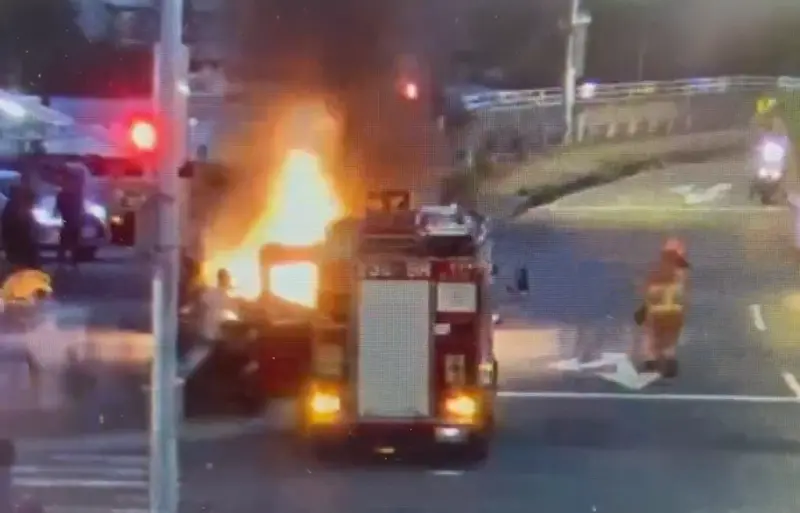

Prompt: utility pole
[
  {"left": 563, "top": 0, "right": 580, "bottom": 144},
  {"left": 150, "top": 0, "right": 188, "bottom": 512},
  {"left": 562, "top": 0, "right": 590, "bottom": 145}
]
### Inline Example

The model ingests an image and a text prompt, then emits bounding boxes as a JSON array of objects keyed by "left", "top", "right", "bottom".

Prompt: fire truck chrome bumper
[
  {"left": 434, "top": 426, "right": 470, "bottom": 443},
  {"left": 305, "top": 420, "right": 480, "bottom": 446}
]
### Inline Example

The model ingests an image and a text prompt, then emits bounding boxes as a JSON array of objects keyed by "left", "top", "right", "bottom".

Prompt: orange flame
[{"left": 203, "top": 149, "right": 342, "bottom": 306}]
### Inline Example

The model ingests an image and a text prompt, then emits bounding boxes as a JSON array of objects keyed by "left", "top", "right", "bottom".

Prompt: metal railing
[{"left": 461, "top": 75, "right": 800, "bottom": 111}]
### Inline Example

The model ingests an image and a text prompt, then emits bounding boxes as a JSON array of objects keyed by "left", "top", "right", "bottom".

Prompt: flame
[{"left": 203, "top": 149, "right": 342, "bottom": 305}]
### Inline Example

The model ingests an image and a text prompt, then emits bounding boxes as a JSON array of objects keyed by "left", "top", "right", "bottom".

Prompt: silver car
[{"left": 0, "top": 169, "right": 109, "bottom": 261}]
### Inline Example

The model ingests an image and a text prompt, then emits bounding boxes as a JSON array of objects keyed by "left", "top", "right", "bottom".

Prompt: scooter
[{"left": 750, "top": 137, "right": 788, "bottom": 205}]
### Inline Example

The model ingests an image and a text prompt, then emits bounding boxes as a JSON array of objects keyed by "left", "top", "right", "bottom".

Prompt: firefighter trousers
[{"left": 641, "top": 311, "right": 683, "bottom": 377}]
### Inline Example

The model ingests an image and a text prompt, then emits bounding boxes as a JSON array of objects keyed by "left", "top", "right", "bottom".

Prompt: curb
[{"left": 14, "top": 415, "right": 274, "bottom": 453}]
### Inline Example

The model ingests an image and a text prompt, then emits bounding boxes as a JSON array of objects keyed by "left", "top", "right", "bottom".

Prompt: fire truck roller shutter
[{"left": 357, "top": 279, "right": 433, "bottom": 419}]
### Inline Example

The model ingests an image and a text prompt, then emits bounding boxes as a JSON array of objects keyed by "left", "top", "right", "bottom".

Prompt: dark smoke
[
  {"left": 224, "top": 0, "right": 442, "bottom": 207},
  {"left": 234, "top": 0, "right": 400, "bottom": 89},
  {"left": 198, "top": 0, "right": 445, "bottom": 258}
]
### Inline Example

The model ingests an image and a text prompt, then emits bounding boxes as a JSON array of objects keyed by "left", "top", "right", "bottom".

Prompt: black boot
[
  {"left": 661, "top": 358, "right": 678, "bottom": 378},
  {"left": 641, "top": 360, "right": 657, "bottom": 372}
]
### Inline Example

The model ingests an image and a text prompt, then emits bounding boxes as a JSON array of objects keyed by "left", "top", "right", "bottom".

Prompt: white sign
[{"left": 437, "top": 283, "right": 477, "bottom": 313}]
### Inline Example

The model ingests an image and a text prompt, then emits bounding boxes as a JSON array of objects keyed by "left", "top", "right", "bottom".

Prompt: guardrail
[
  {"left": 451, "top": 75, "right": 800, "bottom": 166},
  {"left": 461, "top": 75, "right": 800, "bottom": 111}
]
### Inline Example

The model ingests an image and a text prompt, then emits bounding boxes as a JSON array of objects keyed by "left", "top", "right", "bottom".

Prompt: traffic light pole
[{"left": 150, "top": 0, "right": 187, "bottom": 512}]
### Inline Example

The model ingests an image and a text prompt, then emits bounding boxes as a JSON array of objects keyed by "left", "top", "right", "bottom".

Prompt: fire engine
[{"left": 299, "top": 192, "right": 498, "bottom": 460}]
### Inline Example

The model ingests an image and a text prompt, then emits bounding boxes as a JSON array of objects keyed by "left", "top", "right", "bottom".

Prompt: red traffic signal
[
  {"left": 129, "top": 119, "right": 158, "bottom": 152},
  {"left": 402, "top": 81, "right": 419, "bottom": 100}
]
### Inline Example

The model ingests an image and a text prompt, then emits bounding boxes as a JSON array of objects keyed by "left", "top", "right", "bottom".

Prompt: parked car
[{"left": 0, "top": 169, "right": 109, "bottom": 261}]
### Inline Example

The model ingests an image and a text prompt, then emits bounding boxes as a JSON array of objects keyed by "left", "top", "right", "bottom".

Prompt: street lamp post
[{"left": 150, "top": 0, "right": 188, "bottom": 512}]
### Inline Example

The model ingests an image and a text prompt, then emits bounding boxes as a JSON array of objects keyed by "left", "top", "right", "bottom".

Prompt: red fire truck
[{"left": 299, "top": 196, "right": 498, "bottom": 460}]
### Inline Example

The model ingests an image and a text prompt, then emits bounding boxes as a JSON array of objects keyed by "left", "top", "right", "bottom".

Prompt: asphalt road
[
  {"left": 233, "top": 155, "right": 800, "bottom": 513},
  {"left": 13, "top": 437, "right": 254, "bottom": 513}
]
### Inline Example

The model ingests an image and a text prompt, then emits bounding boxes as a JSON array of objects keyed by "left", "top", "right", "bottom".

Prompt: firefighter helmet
[{"left": 0, "top": 269, "right": 53, "bottom": 304}]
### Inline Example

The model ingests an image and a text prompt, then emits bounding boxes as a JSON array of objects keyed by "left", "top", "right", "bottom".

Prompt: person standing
[
  {"left": 54, "top": 174, "right": 85, "bottom": 267},
  {"left": 2, "top": 186, "right": 40, "bottom": 271},
  {"left": 0, "top": 438, "right": 14, "bottom": 513},
  {"left": 639, "top": 238, "right": 689, "bottom": 377}
]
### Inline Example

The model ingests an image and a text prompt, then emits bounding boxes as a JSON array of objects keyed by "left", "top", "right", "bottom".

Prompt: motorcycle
[{"left": 750, "top": 137, "right": 788, "bottom": 205}]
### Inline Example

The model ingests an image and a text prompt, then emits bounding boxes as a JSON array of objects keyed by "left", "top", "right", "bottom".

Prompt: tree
[{"left": 0, "top": 0, "right": 87, "bottom": 91}]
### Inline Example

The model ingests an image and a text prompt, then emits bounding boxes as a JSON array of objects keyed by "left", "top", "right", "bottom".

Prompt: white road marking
[
  {"left": 429, "top": 470, "right": 464, "bottom": 476},
  {"left": 49, "top": 454, "right": 148, "bottom": 465},
  {"left": 45, "top": 509, "right": 148, "bottom": 513},
  {"left": 17, "top": 417, "right": 272, "bottom": 452},
  {"left": 749, "top": 304, "right": 767, "bottom": 331},
  {"left": 498, "top": 391, "right": 800, "bottom": 404},
  {"left": 781, "top": 372, "right": 800, "bottom": 398},
  {"left": 535, "top": 205, "right": 785, "bottom": 213},
  {"left": 12, "top": 477, "right": 148, "bottom": 489},
  {"left": 13, "top": 465, "right": 147, "bottom": 477}
]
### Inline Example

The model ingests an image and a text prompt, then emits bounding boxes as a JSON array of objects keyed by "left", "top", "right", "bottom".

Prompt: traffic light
[
  {"left": 129, "top": 118, "right": 158, "bottom": 152},
  {"left": 403, "top": 82, "right": 419, "bottom": 100}
]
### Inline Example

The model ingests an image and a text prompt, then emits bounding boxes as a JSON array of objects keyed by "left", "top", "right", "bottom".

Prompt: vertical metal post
[
  {"left": 150, "top": 0, "right": 187, "bottom": 512},
  {"left": 563, "top": 0, "right": 580, "bottom": 144}
]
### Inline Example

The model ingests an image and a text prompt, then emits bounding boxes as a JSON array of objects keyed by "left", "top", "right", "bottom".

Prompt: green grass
[{"left": 776, "top": 90, "right": 800, "bottom": 179}]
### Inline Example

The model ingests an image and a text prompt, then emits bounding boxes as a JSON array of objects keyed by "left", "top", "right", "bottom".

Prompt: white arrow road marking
[
  {"left": 682, "top": 183, "right": 732, "bottom": 205},
  {"left": 596, "top": 352, "right": 661, "bottom": 390},
  {"left": 782, "top": 372, "right": 800, "bottom": 398},
  {"left": 749, "top": 304, "right": 767, "bottom": 331},
  {"left": 669, "top": 185, "right": 696, "bottom": 195},
  {"left": 548, "top": 352, "right": 622, "bottom": 372},
  {"left": 548, "top": 358, "right": 583, "bottom": 372},
  {"left": 548, "top": 352, "right": 660, "bottom": 390}
]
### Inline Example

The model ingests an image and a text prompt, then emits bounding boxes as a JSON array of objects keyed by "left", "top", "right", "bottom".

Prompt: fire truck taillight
[
  {"left": 443, "top": 391, "right": 479, "bottom": 424},
  {"left": 308, "top": 382, "right": 342, "bottom": 421}
]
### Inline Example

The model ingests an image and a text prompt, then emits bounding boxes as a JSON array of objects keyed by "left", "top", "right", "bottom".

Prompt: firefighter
[
  {"left": 179, "top": 252, "right": 202, "bottom": 309},
  {"left": 639, "top": 238, "right": 689, "bottom": 377},
  {"left": 2, "top": 186, "right": 40, "bottom": 271},
  {"left": 199, "top": 268, "right": 236, "bottom": 342},
  {"left": 54, "top": 173, "right": 85, "bottom": 267}
]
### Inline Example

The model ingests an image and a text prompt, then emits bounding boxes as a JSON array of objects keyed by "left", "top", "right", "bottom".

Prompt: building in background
[{"left": 70, "top": 0, "right": 230, "bottom": 66}]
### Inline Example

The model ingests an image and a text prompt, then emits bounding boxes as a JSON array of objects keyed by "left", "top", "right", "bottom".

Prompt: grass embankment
[
  {"left": 440, "top": 133, "right": 745, "bottom": 218},
  {"left": 776, "top": 91, "right": 800, "bottom": 179}
]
